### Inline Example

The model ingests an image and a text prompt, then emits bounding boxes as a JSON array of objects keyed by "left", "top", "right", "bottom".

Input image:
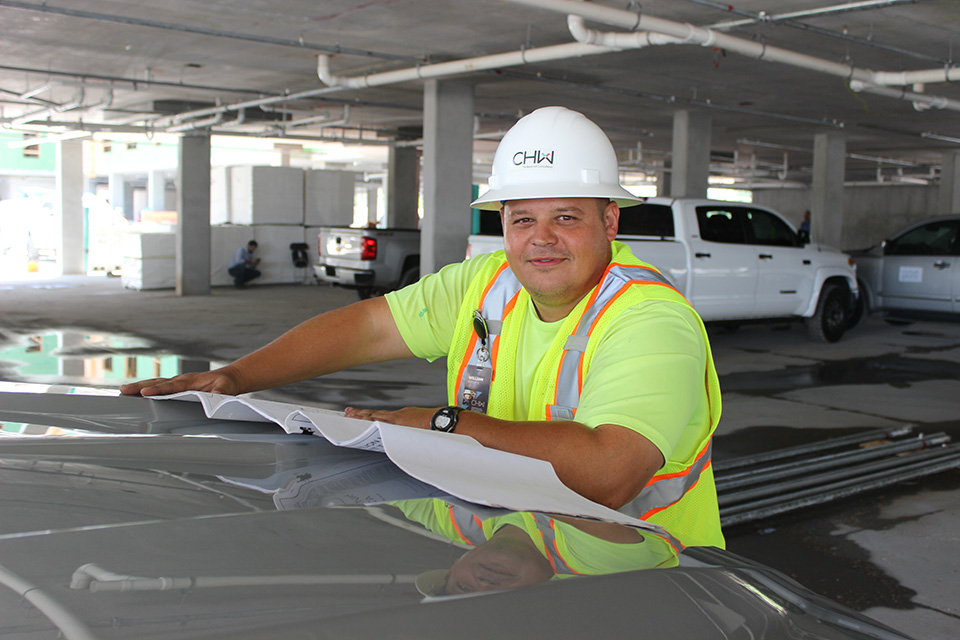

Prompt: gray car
[
  {"left": 852, "top": 215, "right": 960, "bottom": 319},
  {"left": 0, "top": 387, "right": 912, "bottom": 640}
]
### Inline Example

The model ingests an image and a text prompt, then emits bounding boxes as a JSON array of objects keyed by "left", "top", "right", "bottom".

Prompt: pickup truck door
[
  {"left": 742, "top": 207, "right": 815, "bottom": 317},
  {"left": 880, "top": 219, "right": 959, "bottom": 313},
  {"left": 688, "top": 205, "right": 759, "bottom": 320}
]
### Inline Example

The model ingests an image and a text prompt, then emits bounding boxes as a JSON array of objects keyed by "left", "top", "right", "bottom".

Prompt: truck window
[
  {"left": 697, "top": 207, "right": 748, "bottom": 244},
  {"left": 743, "top": 208, "right": 800, "bottom": 247},
  {"left": 618, "top": 204, "right": 675, "bottom": 237}
]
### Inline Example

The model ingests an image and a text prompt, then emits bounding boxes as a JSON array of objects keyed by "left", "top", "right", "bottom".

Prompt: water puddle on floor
[
  {"left": 0, "top": 329, "right": 216, "bottom": 390},
  {"left": 0, "top": 329, "right": 222, "bottom": 435}
]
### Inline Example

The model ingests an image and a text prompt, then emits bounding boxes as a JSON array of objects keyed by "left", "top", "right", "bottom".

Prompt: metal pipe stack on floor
[{"left": 716, "top": 426, "right": 960, "bottom": 527}]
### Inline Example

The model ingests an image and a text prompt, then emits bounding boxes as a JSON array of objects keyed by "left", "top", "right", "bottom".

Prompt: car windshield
[{"left": 885, "top": 219, "right": 960, "bottom": 256}]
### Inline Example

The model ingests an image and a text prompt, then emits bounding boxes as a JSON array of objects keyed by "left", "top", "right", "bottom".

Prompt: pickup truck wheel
[
  {"left": 805, "top": 283, "right": 850, "bottom": 343},
  {"left": 847, "top": 284, "right": 866, "bottom": 328}
]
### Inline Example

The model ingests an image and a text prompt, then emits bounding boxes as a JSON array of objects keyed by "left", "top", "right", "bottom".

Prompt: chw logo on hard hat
[{"left": 512, "top": 150, "right": 555, "bottom": 167}]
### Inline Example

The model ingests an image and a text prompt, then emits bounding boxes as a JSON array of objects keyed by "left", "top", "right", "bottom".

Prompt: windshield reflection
[
  {"left": 391, "top": 498, "right": 680, "bottom": 598},
  {"left": 220, "top": 456, "right": 682, "bottom": 598}
]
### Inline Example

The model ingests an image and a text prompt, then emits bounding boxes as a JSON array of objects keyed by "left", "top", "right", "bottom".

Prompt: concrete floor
[{"left": 1, "top": 273, "right": 959, "bottom": 640}]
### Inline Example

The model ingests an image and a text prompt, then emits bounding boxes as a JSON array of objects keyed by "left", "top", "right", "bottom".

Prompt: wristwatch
[{"left": 430, "top": 406, "right": 463, "bottom": 433}]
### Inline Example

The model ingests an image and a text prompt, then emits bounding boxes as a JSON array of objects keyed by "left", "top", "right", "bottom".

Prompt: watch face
[{"left": 435, "top": 414, "right": 451, "bottom": 429}]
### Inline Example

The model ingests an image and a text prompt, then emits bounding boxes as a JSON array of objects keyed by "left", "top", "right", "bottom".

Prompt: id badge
[{"left": 460, "top": 364, "right": 492, "bottom": 414}]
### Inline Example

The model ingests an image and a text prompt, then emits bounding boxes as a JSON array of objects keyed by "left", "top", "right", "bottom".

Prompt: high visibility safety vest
[
  {"left": 434, "top": 501, "right": 683, "bottom": 576},
  {"left": 447, "top": 242, "right": 724, "bottom": 548}
]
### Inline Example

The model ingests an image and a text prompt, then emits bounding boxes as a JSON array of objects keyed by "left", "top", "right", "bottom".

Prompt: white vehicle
[
  {"left": 314, "top": 225, "right": 421, "bottom": 299},
  {"left": 467, "top": 198, "right": 859, "bottom": 342},
  {"left": 851, "top": 214, "right": 959, "bottom": 318}
]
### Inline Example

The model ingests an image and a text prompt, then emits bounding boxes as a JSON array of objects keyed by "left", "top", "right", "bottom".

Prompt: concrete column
[
  {"left": 421, "top": 79, "right": 474, "bottom": 274},
  {"left": 176, "top": 133, "right": 212, "bottom": 296},
  {"left": 366, "top": 184, "right": 379, "bottom": 226},
  {"left": 108, "top": 173, "right": 127, "bottom": 219},
  {"left": 811, "top": 132, "right": 846, "bottom": 248},
  {"left": 148, "top": 170, "right": 167, "bottom": 212},
  {"left": 938, "top": 151, "right": 960, "bottom": 214},
  {"left": 670, "top": 110, "right": 711, "bottom": 198},
  {"left": 655, "top": 164, "right": 671, "bottom": 197},
  {"left": 56, "top": 140, "right": 84, "bottom": 275},
  {"left": 386, "top": 145, "right": 420, "bottom": 229}
]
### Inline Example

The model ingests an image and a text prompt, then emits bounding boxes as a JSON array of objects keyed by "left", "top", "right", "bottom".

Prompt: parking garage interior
[{"left": 2, "top": 2, "right": 960, "bottom": 639}]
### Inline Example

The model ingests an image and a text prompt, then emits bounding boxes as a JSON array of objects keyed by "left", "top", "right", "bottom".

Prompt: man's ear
[{"left": 604, "top": 200, "right": 620, "bottom": 241}]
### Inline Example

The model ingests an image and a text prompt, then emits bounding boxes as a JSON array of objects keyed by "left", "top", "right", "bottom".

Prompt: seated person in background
[{"left": 228, "top": 239, "right": 261, "bottom": 288}]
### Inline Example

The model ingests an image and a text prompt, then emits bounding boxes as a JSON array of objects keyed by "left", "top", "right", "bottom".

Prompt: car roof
[{"left": 0, "top": 387, "right": 909, "bottom": 640}]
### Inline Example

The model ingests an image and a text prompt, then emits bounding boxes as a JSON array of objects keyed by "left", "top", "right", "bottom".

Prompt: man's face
[
  {"left": 443, "top": 534, "right": 553, "bottom": 595},
  {"left": 501, "top": 197, "right": 619, "bottom": 322}
]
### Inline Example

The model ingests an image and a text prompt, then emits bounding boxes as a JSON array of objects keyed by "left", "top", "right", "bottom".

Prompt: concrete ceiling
[{"left": 2, "top": 0, "right": 959, "bottom": 187}]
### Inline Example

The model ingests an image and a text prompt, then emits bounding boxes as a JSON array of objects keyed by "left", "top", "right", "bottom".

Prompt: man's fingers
[{"left": 119, "top": 378, "right": 167, "bottom": 396}]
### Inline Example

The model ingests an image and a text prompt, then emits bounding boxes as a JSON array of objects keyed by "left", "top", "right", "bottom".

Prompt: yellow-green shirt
[{"left": 384, "top": 253, "right": 711, "bottom": 465}]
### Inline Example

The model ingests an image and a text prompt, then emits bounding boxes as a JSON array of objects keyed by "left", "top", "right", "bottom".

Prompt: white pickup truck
[{"left": 466, "top": 197, "right": 859, "bottom": 342}]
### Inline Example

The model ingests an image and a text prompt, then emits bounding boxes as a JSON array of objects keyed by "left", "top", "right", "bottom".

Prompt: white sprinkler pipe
[
  {"left": 509, "top": 0, "right": 960, "bottom": 102},
  {"left": 317, "top": 40, "right": 613, "bottom": 88}
]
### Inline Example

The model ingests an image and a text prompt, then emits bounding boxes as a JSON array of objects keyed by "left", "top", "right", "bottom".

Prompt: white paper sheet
[{"left": 152, "top": 391, "right": 668, "bottom": 533}]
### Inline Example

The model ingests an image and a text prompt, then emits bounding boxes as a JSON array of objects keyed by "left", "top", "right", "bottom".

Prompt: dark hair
[{"left": 248, "top": 240, "right": 258, "bottom": 247}]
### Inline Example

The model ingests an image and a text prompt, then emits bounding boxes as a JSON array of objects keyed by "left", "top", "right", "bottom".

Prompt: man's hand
[
  {"left": 119, "top": 368, "right": 243, "bottom": 397},
  {"left": 344, "top": 406, "right": 436, "bottom": 429}
]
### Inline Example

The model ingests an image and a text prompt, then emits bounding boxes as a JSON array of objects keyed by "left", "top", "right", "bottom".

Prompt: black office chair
[{"left": 289, "top": 242, "right": 310, "bottom": 283}]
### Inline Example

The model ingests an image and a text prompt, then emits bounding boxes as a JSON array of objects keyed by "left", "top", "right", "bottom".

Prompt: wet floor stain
[
  {"left": 0, "top": 329, "right": 215, "bottom": 388},
  {"left": 725, "top": 469, "right": 960, "bottom": 611},
  {"left": 719, "top": 423, "right": 960, "bottom": 614},
  {"left": 720, "top": 354, "right": 960, "bottom": 395}
]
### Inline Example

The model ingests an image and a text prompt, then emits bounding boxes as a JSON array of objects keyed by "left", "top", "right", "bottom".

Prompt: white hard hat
[{"left": 471, "top": 106, "right": 642, "bottom": 211}]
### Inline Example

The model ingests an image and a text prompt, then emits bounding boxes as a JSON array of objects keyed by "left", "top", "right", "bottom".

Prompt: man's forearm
[{"left": 344, "top": 406, "right": 663, "bottom": 510}]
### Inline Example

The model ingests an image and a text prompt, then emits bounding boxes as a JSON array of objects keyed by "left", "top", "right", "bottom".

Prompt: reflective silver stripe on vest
[
  {"left": 530, "top": 513, "right": 578, "bottom": 575},
  {"left": 455, "top": 266, "right": 522, "bottom": 404},
  {"left": 448, "top": 504, "right": 486, "bottom": 546},
  {"left": 533, "top": 513, "right": 685, "bottom": 570},
  {"left": 549, "top": 264, "right": 679, "bottom": 417},
  {"left": 623, "top": 440, "right": 713, "bottom": 521}
]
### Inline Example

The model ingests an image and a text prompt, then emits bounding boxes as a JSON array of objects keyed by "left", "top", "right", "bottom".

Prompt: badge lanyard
[{"left": 460, "top": 310, "right": 493, "bottom": 413}]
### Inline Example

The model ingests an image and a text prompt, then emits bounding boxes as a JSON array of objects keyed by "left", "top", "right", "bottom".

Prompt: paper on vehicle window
[{"left": 152, "top": 391, "right": 385, "bottom": 451}]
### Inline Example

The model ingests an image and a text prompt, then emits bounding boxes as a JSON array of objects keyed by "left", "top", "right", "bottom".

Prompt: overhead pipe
[
  {"left": 316, "top": 39, "right": 613, "bottom": 89},
  {"left": 566, "top": 15, "right": 686, "bottom": 49},
  {"left": 10, "top": 87, "right": 86, "bottom": 127},
  {"left": 849, "top": 79, "right": 960, "bottom": 111},
  {"left": 507, "top": 0, "right": 960, "bottom": 103},
  {"left": 284, "top": 105, "right": 351, "bottom": 129},
  {"left": 166, "top": 110, "right": 224, "bottom": 133}
]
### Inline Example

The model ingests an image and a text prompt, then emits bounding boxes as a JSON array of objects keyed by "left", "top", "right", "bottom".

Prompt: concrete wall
[{"left": 753, "top": 184, "right": 940, "bottom": 250}]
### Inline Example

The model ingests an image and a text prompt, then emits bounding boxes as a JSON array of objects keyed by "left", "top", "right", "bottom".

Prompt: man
[
  {"left": 395, "top": 498, "right": 680, "bottom": 598},
  {"left": 228, "top": 239, "right": 261, "bottom": 288},
  {"left": 122, "top": 107, "right": 723, "bottom": 548},
  {"left": 799, "top": 210, "right": 812, "bottom": 243}
]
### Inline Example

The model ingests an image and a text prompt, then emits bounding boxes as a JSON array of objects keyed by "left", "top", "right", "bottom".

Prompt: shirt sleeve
[
  {"left": 384, "top": 254, "right": 493, "bottom": 362},
  {"left": 574, "top": 300, "right": 710, "bottom": 463}
]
